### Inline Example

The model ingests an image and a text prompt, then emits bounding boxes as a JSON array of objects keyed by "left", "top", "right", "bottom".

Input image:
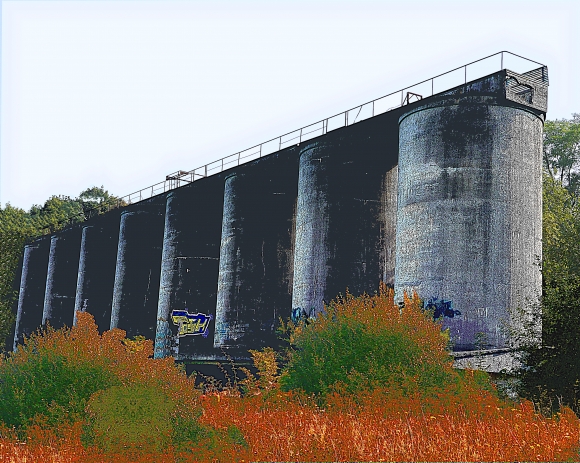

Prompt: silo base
[{"left": 451, "top": 348, "right": 522, "bottom": 374}]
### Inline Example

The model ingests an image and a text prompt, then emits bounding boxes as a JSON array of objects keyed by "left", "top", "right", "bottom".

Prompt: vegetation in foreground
[{"left": 0, "top": 289, "right": 578, "bottom": 462}]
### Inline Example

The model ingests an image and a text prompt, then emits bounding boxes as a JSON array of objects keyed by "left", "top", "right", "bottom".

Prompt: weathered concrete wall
[
  {"left": 396, "top": 71, "right": 544, "bottom": 355},
  {"left": 110, "top": 199, "right": 165, "bottom": 339},
  {"left": 214, "top": 149, "right": 298, "bottom": 358},
  {"left": 155, "top": 180, "right": 224, "bottom": 361},
  {"left": 13, "top": 237, "right": 51, "bottom": 350},
  {"left": 42, "top": 227, "right": 83, "bottom": 330},
  {"left": 381, "top": 165, "right": 398, "bottom": 287},
  {"left": 73, "top": 211, "right": 121, "bottom": 332}
]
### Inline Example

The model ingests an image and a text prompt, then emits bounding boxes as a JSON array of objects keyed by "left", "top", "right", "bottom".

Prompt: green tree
[
  {"left": 543, "top": 114, "right": 580, "bottom": 196},
  {"left": 0, "top": 205, "right": 39, "bottom": 350},
  {"left": 515, "top": 173, "right": 580, "bottom": 416},
  {"left": 28, "top": 195, "right": 85, "bottom": 234},
  {"left": 78, "top": 185, "right": 127, "bottom": 217}
]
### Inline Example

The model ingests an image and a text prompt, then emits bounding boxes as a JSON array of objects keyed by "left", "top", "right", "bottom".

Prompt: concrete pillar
[
  {"left": 291, "top": 142, "right": 331, "bottom": 317},
  {"left": 111, "top": 201, "right": 165, "bottom": 340},
  {"left": 214, "top": 157, "right": 298, "bottom": 357},
  {"left": 214, "top": 173, "right": 245, "bottom": 351},
  {"left": 13, "top": 237, "right": 51, "bottom": 350},
  {"left": 154, "top": 185, "right": 223, "bottom": 360},
  {"left": 73, "top": 212, "right": 121, "bottom": 332},
  {"left": 42, "top": 227, "right": 83, "bottom": 330},
  {"left": 395, "top": 70, "right": 546, "bottom": 368}
]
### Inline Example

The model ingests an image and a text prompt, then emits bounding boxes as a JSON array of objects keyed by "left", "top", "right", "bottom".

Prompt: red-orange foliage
[{"left": 198, "top": 387, "right": 580, "bottom": 462}]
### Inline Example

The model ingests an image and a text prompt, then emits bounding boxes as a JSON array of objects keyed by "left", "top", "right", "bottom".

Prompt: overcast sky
[{"left": 2, "top": 0, "right": 579, "bottom": 211}]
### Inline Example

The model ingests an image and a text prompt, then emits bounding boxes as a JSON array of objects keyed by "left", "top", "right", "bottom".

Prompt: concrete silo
[
  {"left": 292, "top": 113, "right": 399, "bottom": 318},
  {"left": 213, "top": 150, "right": 298, "bottom": 359},
  {"left": 154, "top": 179, "right": 224, "bottom": 361},
  {"left": 73, "top": 212, "right": 121, "bottom": 332},
  {"left": 110, "top": 199, "right": 165, "bottom": 339},
  {"left": 12, "top": 237, "right": 51, "bottom": 350},
  {"left": 42, "top": 226, "right": 83, "bottom": 329},
  {"left": 395, "top": 69, "right": 548, "bottom": 371}
]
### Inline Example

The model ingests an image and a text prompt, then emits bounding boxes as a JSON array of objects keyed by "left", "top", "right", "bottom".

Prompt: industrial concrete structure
[{"left": 9, "top": 52, "right": 549, "bottom": 373}]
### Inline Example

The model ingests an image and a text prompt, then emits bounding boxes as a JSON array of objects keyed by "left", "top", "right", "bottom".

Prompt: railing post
[
  {"left": 501, "top": 51, "right": 504, "bottom": 70},
  {"left": 345, "top": 111, "right": 347, "bottom": 127},
  {"left": 205, "top": 164, "right": 207, "bottom": 177},
  {"left": 222, "top": 158, "right": 224, "bottom": 172},
  {"left": 299, "top": 128, "right": 303, "bottom": 143},
  {"left": 464, "top": 65, "right": 467, "bottom": 84},
  {"left": 279, "top": 137, "right": 282, "bottom": 151},
  {"left": 259, "top": 144, "right": 262, "bottom": 158},
  {"left": 372, "top": 100, "right": 375, "bottom": 117},
  {"left": 238, "top": 152, "right": 241, "bottom": 165}
]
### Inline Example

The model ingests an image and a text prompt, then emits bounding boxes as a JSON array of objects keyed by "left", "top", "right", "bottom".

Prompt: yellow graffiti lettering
[{"left": 172, "top": 314, "right": 210, "bottom": 336}]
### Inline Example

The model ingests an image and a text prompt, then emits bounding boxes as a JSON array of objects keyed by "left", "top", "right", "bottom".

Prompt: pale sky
[{"left": 2, "top": 0, "right": 579, "bottom": 211}]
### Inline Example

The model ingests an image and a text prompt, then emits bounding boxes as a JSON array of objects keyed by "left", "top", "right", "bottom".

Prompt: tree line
[{"left": 517, "top": 113, "right": 580, "bottom": 413}]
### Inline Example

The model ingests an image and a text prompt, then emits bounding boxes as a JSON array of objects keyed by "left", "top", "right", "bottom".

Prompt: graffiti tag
[
  {"left": 291, "top": 307, "right": 316, "bottom": 323},
  {"left": 171, "top": 310, "right": 213, "bottom": 338},
  {"left": 424, "top": 297, "right": 462, "bottom": 319}
]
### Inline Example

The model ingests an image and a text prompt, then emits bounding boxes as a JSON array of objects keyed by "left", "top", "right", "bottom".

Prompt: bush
[
  {"left": 0, "top": 311, "right": 252, "bottom": 459},
  {"left": 279, "top": 284, "right": 494, "bottom": 403},
  {"left": 0, "top": 313, "right": 201, "bottom": 434},
  {"left": 0, "top": 326, "right": 120, "bottom": 431},
  {"left": 83, "top": 383, "right": 175, "bottom": 453}
]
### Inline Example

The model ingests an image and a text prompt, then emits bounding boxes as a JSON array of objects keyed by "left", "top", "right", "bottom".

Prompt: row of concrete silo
[
  {"left": 11, "top": 68, "right": 547, "bottom": 371},
  {"left": 12, "top": 108, "right": 399, "bottom": 364}
]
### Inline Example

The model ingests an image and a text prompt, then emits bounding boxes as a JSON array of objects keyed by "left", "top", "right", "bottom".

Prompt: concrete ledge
[{"left": 451, "top": 348, "right": 521, "bottom": 373}]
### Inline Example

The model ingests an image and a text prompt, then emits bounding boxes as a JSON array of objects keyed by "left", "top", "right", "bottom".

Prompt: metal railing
[
  {"left": 40, "top": 51, "right": 546, "bottom": 234},
  {"left": 152, "top": 51, "right": 546, "bottom": 195}
]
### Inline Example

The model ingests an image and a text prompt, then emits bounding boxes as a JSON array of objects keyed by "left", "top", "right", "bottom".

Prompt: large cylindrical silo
[
  {"left": 292, "top": 115, "right": 399, "bottom": 317},
  {"left": 214, "top": 154, "right": 298, "bottom": 357},
  {"left": 73, "top": 212, "right": 121, "bottom": 332},
  {"left": 110, "top": 200, "right": 165, "bottom": 340},
  {"left": 395, "top": 70, "right": 547, "bottom": 367},
  {"left": 42, "top": 226, "right": 83, "bottom": 330},
  {"left": 154, "top": 183, "right": 224, "bottom": 360},
  {"left": 13, "top": 237, "right": 51, "bottom": 350}
]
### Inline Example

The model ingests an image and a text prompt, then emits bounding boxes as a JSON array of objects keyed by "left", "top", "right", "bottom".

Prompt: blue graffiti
[
  {"left": 171, "top": 310, "right": 213, "bottom": 337},
  {"left": 291, "top": 306, "right": 316, "bottom": 323},
  {"left": 424, "top": 297, "right": 461, "bottom": 319}
]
